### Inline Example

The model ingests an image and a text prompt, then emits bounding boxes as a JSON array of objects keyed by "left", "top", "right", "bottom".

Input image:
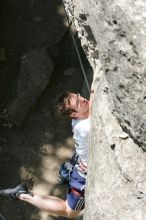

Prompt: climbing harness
[
  {"left": 61, "top": 0, "right": 91, "bottom": 94},
  {"left": 58, "top": 160, "right": 73, "bottom": 185},
  {"left": 57, "top": 154, "right": 78, "bottom": 185},
  {"left": 58, "top": 154, "right": 87, "bottom": 186},
  {"left": 70, "top": 187, "right": 84, "bottom": 197}
]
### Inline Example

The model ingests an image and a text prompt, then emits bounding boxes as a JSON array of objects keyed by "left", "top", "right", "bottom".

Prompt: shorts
[{"left": 67, "top": 168, "right": 86, "bottom": 211}]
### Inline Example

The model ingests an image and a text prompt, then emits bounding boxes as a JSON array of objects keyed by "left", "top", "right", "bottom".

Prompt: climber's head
[{"left": 57, "top": 92, "right": 89, "bottom": 119}]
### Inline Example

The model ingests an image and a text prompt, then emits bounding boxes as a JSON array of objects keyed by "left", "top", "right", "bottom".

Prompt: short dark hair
[{"left": 57, "top": 91, "right": 76, "bottom": 117}]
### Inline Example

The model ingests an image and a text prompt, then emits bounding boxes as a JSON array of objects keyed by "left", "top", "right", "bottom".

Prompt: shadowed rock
[{"left": 7, "top": 47, "right": 54, "bottom": 126}]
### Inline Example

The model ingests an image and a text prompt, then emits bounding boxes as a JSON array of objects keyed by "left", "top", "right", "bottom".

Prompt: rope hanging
[{"left": 61, "top": 0, "right": 91, "bottom": 94}]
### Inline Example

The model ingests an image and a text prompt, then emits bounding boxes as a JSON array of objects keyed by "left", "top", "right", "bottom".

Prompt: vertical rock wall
[{"left": 64, "top": 0, "right": 146, "bottom": 219}]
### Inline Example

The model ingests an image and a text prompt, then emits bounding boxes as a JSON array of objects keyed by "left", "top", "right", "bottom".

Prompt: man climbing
[{"left": 0, "top": 91, "right": 92, "bottom": 218}]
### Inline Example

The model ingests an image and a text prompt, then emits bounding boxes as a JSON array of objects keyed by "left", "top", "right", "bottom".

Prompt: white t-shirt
[{"left": 72, "top": 118, "right": 91, "bottom": 165}]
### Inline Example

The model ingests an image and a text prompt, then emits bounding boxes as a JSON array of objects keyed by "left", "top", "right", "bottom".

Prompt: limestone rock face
[{"left": 63, "top": 0, "right": 146, "bottom": 219}]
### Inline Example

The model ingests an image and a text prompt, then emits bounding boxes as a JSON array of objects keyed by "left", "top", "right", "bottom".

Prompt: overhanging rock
[{"left": 63, "top": 0, "right": 146, "bottom": 219}]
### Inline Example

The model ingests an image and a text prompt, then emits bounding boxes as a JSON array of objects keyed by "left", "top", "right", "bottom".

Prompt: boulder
[{"left": 7, "top": 47, "right": 54, "bottom": 126}]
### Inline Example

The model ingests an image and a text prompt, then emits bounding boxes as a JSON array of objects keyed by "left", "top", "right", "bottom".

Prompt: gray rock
[
  {"left": 64, "top": 0, "right": 146, "bottom": 149},
  {"left": 64, "top": 0, "right": 146, "bottom": 219},
  {"left": 7, "top": 47, "right": 54, "bottom": 126}
]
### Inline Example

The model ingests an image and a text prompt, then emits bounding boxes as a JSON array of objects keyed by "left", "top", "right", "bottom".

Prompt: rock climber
[{"left": 0, "top": 91, "right": 93, "bottom": 218}]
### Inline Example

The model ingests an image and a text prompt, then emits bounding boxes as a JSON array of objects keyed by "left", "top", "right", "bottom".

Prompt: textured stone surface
[
  {"left": 64, "top": 0, "right": 146, "bottom": 219},
  {"left": 7, "top": 47, "right": 54, "bottom": 125}
]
